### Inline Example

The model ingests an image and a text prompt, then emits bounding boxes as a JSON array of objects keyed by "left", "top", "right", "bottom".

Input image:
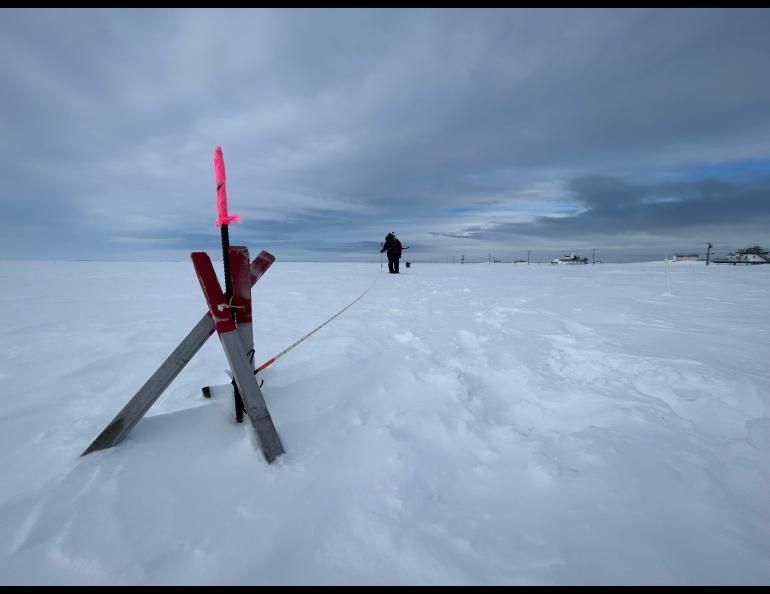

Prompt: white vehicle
[{"left": 552, "top": 253, "right": 589, "bottom": 265}]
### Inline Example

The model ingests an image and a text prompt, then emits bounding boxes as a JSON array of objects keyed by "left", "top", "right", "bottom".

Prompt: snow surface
[{"left": 0, "top": 259, "right": 768, "bottom": 585}]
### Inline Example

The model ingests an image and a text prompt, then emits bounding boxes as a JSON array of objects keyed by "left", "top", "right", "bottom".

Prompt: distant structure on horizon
[
  {"left": 551, "top": 253, "right": 589, "bottom": 265},
  {"left": 710, "top": 245, "right": 770, "bottom": 265},
  {"left": 674, "top": 254, "right": 700, "bottom": 262}
]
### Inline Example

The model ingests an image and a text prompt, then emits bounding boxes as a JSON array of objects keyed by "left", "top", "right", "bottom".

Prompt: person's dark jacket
[
  {"left": 380, "top": 234, "right": 402, "bottom": 259},
  {"left": 391, "top": 238, "right": 402, "bottom": 259}
]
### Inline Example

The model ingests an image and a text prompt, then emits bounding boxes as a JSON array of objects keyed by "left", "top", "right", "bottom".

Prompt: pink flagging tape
[{"left": 214, "top": 145, "right": 240, "bottom": 227}]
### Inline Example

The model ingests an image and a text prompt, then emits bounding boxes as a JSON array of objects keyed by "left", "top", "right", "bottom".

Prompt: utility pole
[
  {"left": 527, "top": 250, "right": 530, "bottom": 265},
  {"left": 592, "top": 248, "right": 596, "bottom": 266},
  {"left": 706, "top": 242, "right": 713, "bottom": 266}
]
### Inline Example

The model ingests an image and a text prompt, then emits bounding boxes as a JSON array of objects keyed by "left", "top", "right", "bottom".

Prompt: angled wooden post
[
  {"left": 230, "top": 246, "right": 255, "bottom": 368},
  {"left": 191, "top": 251, "right": 284, "bottom": 464},
  {"left": 82, "top": 250, "right": 275, "bottom": 456}
]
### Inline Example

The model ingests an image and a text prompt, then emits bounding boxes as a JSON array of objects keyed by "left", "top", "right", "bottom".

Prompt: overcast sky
[{"left": 2, "top": 8, "right": 769, "bottom": 262}]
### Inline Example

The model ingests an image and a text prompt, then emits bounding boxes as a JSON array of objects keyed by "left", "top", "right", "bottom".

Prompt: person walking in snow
[{"left": 380, "top": 232, "right": 403, "bottom": 274}]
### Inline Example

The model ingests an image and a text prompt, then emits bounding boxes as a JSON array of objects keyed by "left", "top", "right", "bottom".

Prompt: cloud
[
  {"left": 1, "top": 9, "right": 770, "bottom": 260},
  {"left": 446, "top": 173, "right": 770, "bottom": 246}
]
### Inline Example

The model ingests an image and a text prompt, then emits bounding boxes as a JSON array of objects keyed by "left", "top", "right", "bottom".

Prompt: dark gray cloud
[
  {"left": 443, "top": 175, "right": 770, "bottom": 252},
  {"left": 1, "top": 9, "right": 770, "bottom": 261}
]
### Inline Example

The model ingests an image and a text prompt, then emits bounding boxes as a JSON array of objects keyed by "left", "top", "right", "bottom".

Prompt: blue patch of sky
[
  {"left": 683, "top": 158, "right": 770, "bottom": 183},
  {"left": 442, "top": 201, "right": 580, "bottom": 216},
  {"left": 443, "top": 207, "right": 481, "bottom": 214}
]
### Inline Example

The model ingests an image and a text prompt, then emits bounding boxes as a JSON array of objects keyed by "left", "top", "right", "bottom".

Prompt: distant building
[
  {"left": 711, "top": 246, "right": 770, "bottom": 265},
  {"left": 674, "top": 254, "right": 699, "bottom": 261},
  {"left": 551, "top": 253, "right": 589, "bottom": 265}
]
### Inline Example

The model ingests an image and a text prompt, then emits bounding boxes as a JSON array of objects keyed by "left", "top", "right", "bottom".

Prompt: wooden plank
[
  {"left": 82, "top": 313, "right": 215, "bottom": 456},
  {"left": 203, "top": 246, "right": 267, "bottom": 400},
  {"left": 82, "top": 250, "right": 275, "bottom": 456},
  {"left": 230, "top": 246, "right": 255, "bottom": 365},
  {"left": 220, "top": 333, "right": 284, "bottom": 463},
  {"left": 221, "top": 246, "right": 253, "bottom": 421},
  {"left": 249, "top": 249, "right": 276, "bottom": 286},
  {"left": 191, "top": 251, "right": 284, "bottom": 463}
]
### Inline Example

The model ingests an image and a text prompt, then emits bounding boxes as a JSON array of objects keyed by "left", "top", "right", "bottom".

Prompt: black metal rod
[
  {"left": 220, "top": 225, "right": 233, "bottom": 300},
  {"left": 219, "top": 226, "right": 244, "bottom": 420}
]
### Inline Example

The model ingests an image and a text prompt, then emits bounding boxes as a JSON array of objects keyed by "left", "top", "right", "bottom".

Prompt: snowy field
[{"left": 0, "top": 258, "right": 768, "bottom": 585}]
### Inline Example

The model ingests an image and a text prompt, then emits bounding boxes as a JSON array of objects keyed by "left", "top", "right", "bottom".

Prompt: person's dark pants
[{"left": 388, "top": 257, "right": 399, "bottom": 273}]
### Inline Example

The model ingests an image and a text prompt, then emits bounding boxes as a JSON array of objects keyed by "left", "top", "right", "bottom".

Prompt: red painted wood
[
  {"left": 191, "top": 252, "right": 236, "bottom": 334},
  {"left": 229, "top": 246, "right": 252, "bottom": 324},
  {"left": 83, "top": 249, "right": 276, "bottom": 455},
  {"left": 250, "top": 250, "right": 276, "bottom": 285}
]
